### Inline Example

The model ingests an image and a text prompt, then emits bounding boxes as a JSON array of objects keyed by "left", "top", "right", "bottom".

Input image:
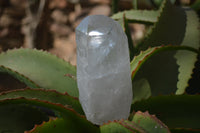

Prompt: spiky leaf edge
[
  {"left": 0, "top": 48, "right": 78, "bottom": 97},
  {"left": 0, "top": 98, "right": 99, "bottom": 132},
  {"left": 0, "top": 65, "right": 39, "bottom": 88},
  {"left": 0, "top": 88, "right": 84, "bottom": 115},
  {"left": 131, "top": 45, "right": 199, "bottom": 80}
]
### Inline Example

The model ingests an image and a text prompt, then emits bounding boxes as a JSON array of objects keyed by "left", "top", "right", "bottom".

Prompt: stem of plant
[
  {"left": 133, "top": 0, "right": 137, "bottom": 10},
  {"left": 112, "top": 0, "right": 119, "bottom": 14}
]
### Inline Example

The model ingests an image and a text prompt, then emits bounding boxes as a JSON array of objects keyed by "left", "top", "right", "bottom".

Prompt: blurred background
[{"left": 0, "top": 0, "right": 194, "bottom": 66}]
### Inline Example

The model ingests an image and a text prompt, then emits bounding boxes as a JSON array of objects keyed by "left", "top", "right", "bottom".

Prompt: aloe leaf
[
  {"left": 132, "top": 78, "right": 151, "bottom": 104},
  {"left": 132, "top": 0, "right": 138, "bottom": 9},
  {"left": 132, "top": 0, "right": 200, "bottom": 96},
  {"left": 0, "top": 104, "right": 49, "bottom": 133},
  {"left": 174, "top": 9, "right": 200, "bottom": 94},
  {"left": 131, "top": 45, "right": 198, "bottom": 103},
  {"left": 26, "top": 118, "right": 74, "bottom": 133},
  {"left": 101, "top": 122, "right": 135, "bottom": 133},
  {"left": 118, "top": 15, "right": 135, "bottom": 59},
  {"left": 134, "top": 50, "right": 179, "bottom": 97},
  {"left": 101, "top": 111, "right": 170, "bottom": 133},
  {"left": 138, "top": 0, "right": 186, "bottom": 50},
  {"left": 0, "top": 49, "right": 78, "bottom": 97},
  {"left": 0, "top": 88, "right": 84, "bottom": 115},
  {"left": 131, "top": 45, "right": 199, "bottom": 79},
  {"left": 26, "top": 118, "right": 98, "bottom": 133},
  {"left": 0, "top": 98, "right": 99, "bottom": 132},
  {"left": 132, "top": 111, "right": 170, "bottom": 133},
  {"left": 132, "top": 95, "right": 200, "bottom": 129},
  {"left": 112, "top": 10, "right": 159, "bottom": 24},
  {"left": 100, "top": 120, "right": 145, "bottom": 133},
  {"left": 130, "top": 0, "right": 190, "bottom": 99},
  {"left": 0, "top": 65, "right": 38, "bottom": 88}
]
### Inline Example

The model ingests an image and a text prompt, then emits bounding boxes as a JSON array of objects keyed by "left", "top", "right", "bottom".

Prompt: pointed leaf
[
  {"left": 138, "top": 0, "right": 186, "bottom": 50},
  {"left": 174, "top": 9, "right": 200, "bottom": 94},
  {"left": 131, "top": 45, "right": 199, "bottom": 79},
  {"left": 131, "top": 0, "right": 188, "bottom": 98},
  {"left": 27, "top": 117, "right": 99, "bottom": 133},
  {"left": 0, "top": 65, "right": 38, "bottom": 88},
  {"left": 26, "top": 118, "right": 71, "bottom": 133},
  {"left": 132, "top": 0, "right": 200, "bottom": 96},
  {"left": 132, "top": 111, "right": 170, "bottom": 133},
  {"left": 117, "top": 15, "right": 135, "bottom": 59},
  {"left": 112, "top": 10, "right": 159, "bottom": 24},
  {"left": 0, "top": 98, "right": 99, "bottom": 132},
  {"left": 101, "top": 122, "right": 135, "bottom": 133},
  {"left": 131, "top": 45, "right": 198, "bottom": 103},
  {"left": 0, "top": 88, "right": 84, "bottom": 114},
  {"left": 100, "top": 120, "right": 145, "bottom": 133},
  {"left": 0, "top": 49, "right": 78, "bottom": 97},
  {"left": 101, "top": 111, "right": 170, "bottom": 133},
  {"left": 132, "top": 95, "right": 200, "bottom": 129}
]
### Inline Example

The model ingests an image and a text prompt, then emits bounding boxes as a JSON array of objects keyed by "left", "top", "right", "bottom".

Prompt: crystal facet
[{"left": 76, "top": 15, "right": 132, "bottom": 125}]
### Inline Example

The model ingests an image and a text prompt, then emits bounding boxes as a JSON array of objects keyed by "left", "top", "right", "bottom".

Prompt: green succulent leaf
[
  {"left": 174, "top": 9, "right": 200, "bottom": 94},
  {"left": 117, "top": 15, "right": 135, "bottom": 60},
  {"left": 132, "top": 78, "right": 151, "bottom": 104},
  {"left": 0, "top": 88, "right": 84, "bottom": 115},
  {"left": 112, "top": 10, "right": 159, "bottom": 24},
  {"left": 100, "top": 121, "right": 143, "bottom": 133},
  {"left": 138, "top": 0, "right": 186, "bottom": 50},
  {"left": 131, "top": 45, "right": 198, "bottom": 103},
  {"left": 0, "top": 65, "right": 38, "bottom": 88},
  {"left": 132, "top": 111, "right": 170, "bottom": 133},
  {"left": 0, "top": 104, "right": 49, "bottom": 133},
  {"left": 26, "top": 118, "right": 72, "bottom": 133},
  {"left": 0, "top": 98, "right": 99, "bottom": 133},
  {"left": 131, "top": 0, "right": 200, "bottom": 98},
  {"left": 26, "top": 117, "right": 98, "bottom": 133},
  {"left": 0, "top": 49, "right": 78, "bottom": 97},
  {"left": 131, "top": 45, "right": 199, "bottom": 79},
  {"left": 100, "top": 111, "right": 170, "bottom": 133},
  {"left": 132, "top": 95, "right": 200, "bottom": 129}
]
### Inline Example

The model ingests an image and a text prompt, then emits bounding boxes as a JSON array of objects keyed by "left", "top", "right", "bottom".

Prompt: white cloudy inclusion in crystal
[{"left": 76, "top": 15, "right": 132, "bottom": 125}]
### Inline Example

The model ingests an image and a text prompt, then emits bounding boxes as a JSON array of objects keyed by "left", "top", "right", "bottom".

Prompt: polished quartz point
[{"left": 76, "top": 15, "right": 132, "bottom": 125}]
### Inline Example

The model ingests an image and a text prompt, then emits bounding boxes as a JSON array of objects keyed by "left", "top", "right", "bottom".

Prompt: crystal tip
[{"left": 76, "top": 15, "right": 114, "bottom": 36}]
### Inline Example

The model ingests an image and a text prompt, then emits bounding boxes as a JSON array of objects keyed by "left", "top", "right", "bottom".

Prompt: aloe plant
[{"left": 0, "top": 0, "right": 199, "bottom": 132}]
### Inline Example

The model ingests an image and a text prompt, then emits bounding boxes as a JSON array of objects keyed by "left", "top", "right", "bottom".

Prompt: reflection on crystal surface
[
  {"left": 76, "top": 15, "right": 132, "bottom": 125},
  {"left": 88, "top": 31, "right": 104, "bottom": 36}
]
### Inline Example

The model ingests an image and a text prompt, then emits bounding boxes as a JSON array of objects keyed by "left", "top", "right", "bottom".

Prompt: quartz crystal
[{"left": 76, "top": 15, "right": 132, "bottom": 125}]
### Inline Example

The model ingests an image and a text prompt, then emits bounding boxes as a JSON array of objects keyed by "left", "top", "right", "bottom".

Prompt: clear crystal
[{"left": 76, "top": 15, "right": 132, "bottom": 125}]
